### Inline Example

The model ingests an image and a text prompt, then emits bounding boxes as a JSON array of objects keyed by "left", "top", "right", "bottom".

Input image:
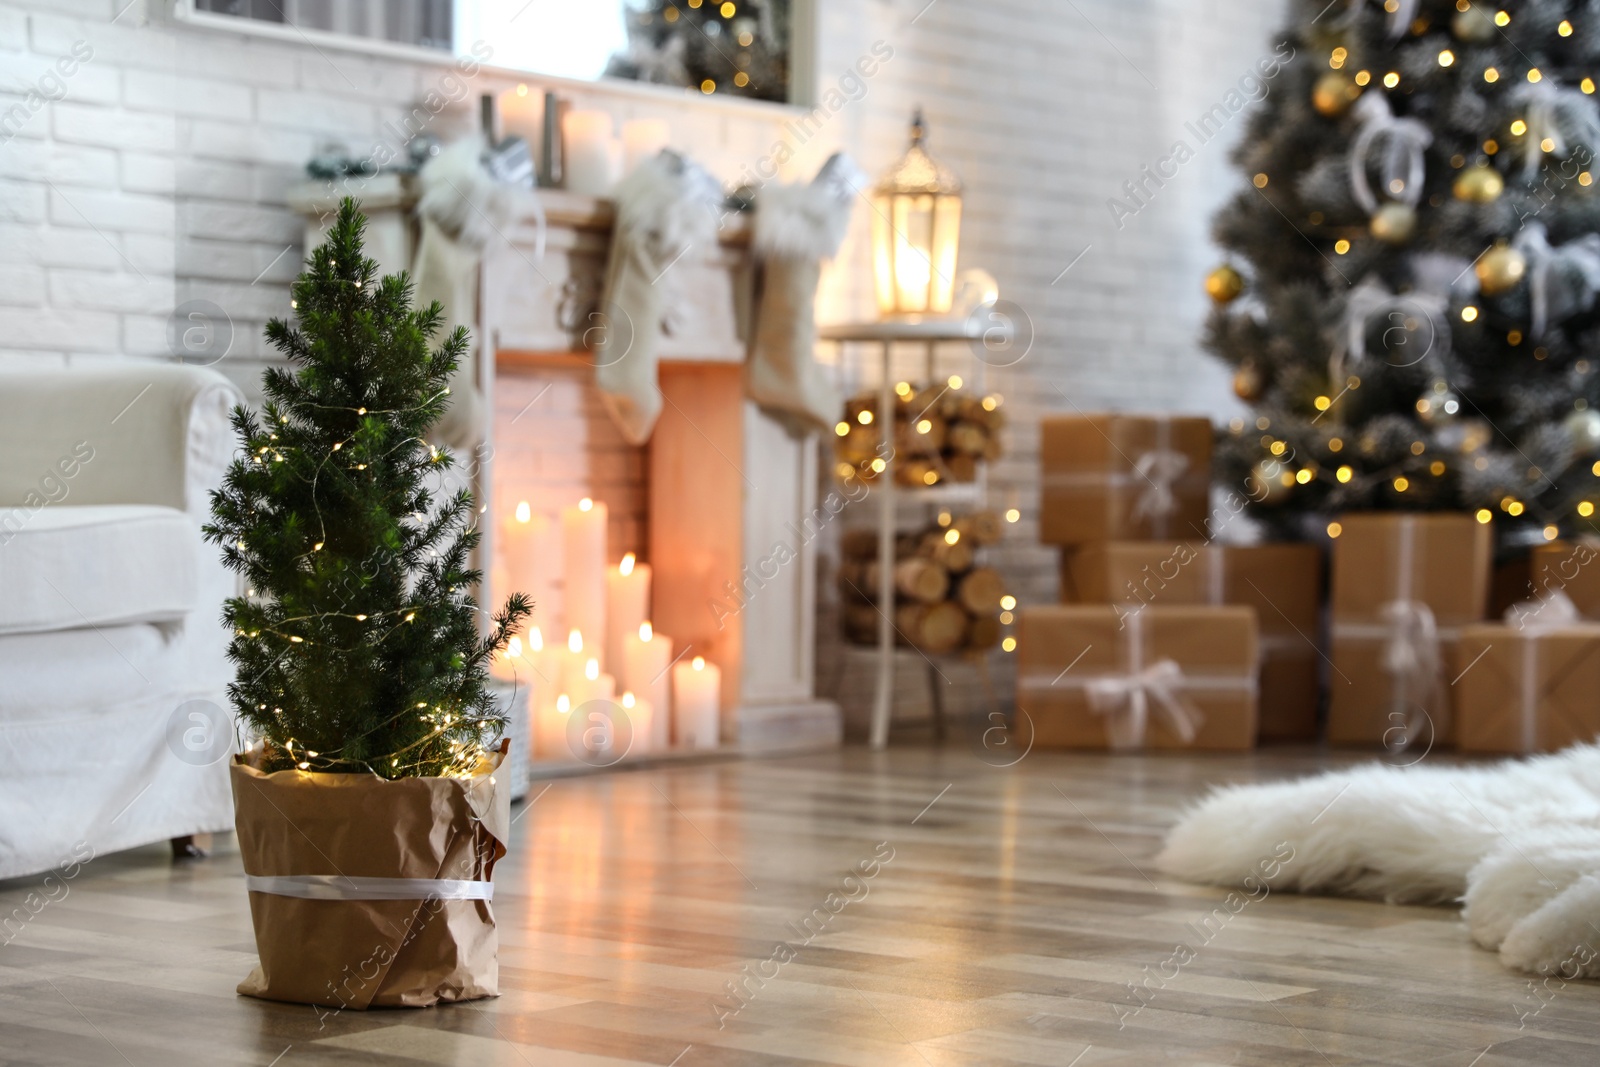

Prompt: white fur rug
[{"left": 1156, "top": 744, "right": 1600, "bottom": 977}]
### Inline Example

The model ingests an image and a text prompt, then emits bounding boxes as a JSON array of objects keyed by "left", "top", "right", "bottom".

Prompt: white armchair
[{"left": 0, "top": 363, "right": 241, "bottom": 880}]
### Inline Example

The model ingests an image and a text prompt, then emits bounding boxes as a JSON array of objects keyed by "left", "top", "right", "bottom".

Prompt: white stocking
[
  {"left": 594, "top": 151, "right": 719, "bottom": 445},
  {"left": 746, "top": 154, "right": 861, "bottom": 435}
]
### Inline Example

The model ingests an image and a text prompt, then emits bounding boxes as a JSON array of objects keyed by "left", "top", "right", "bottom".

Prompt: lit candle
[
  {"left": 621, "top": 621, "right": 672, "bottom": 752},
  {"left": 538, "top": 693, "right": 573, "bottom": 761},
  {"left": 620, "top": 117, "right": 670, "bottom": 175},
  {"left": 561, "top": 497, "right": 608, "bottom": 662},
  {"left": 562, "top": 109, "right": 619, "bottom": 196},
  {"left": 620, "top": 690, "right": 652, "bottom": 756},
  {"left": 560, "top": 628, "right": 591, "bottom": 697},
  {"left": 490, "top": 633, "right": 523, "bottom": 683},
  {"left": 571, "top": 656, "right": 617, "bottom": 710},
  {"left": 606, "top": 552, "right": 651, "bottom": 678},
  {"left": 501, "top": 501, "right": 560, "bottom": 636},
  {"left": 672, "top": 655, "right": 720, "bottom": 750}
]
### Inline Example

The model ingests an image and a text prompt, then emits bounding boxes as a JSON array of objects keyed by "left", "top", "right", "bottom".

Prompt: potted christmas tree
[{"left": 205, "top": 199, "right": 530, "bottom": 1009}]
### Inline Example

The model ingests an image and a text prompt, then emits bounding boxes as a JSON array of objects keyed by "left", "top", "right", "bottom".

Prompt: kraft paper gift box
[
  {"left": 1039, "top": 414, "right": 1213, "bottom": 546},
  {"left": 1327, "top": 512, "right": 1492, "bottom": 747},
  {"left": 1016, "top": 604, "right": 1259, "bottom": 750},
  {"left": 1060, "top": 541, "right": 1322, "bottom": 741},
  {"left": 1530, "top": 540, "right": 1600, "bottom": 619},
  {"left": 1454, "top": 618, "right": 1600, "bottom": 753}
]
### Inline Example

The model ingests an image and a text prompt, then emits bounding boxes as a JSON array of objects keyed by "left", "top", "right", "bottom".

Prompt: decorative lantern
[{"left": 872, "top": 110, "right": 963, "bottom": 318}]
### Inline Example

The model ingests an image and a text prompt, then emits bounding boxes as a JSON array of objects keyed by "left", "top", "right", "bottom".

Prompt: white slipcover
[
  {"left": 0, "top": 364, "right": 240, "bottom": 880},
  {"left": 0, "top": 505, "right": 198, "bottom": 635}
]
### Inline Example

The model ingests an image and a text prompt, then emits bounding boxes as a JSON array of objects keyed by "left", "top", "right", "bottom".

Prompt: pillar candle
[
  {"left": 570, "top": 656, "right": 617, "bottom": 711},
  {"left": 622, "top": 621, "right": 672, "bottom": 753},
  {"left": 537, "top": 693, "right": 573, "bottom": 761},
  {"left": 502, "top": 501, "right": 560, "bottom": 632},
  {"left": 490, "top": 633, "right": 523, "bottom": 683},
  {"left": 673, "top": 655, "right": 721, "bottom": 750},
  {"left": 620, "top": 691, "right": 652, "bottom": 756},
  {"left": 620, "top": 118, "right": 670, "bottom": 175},
  {"left": 561, "top": 498, "right": 607, "bottom": 661},
  {"left": 606, "top": 553, "right": 651, "bottom": 678},
  {"left": 562, "top": 110, "right": 619, "bottom": 196},
  {"left": 560, "top": 628, "right": 592, "bottom": 697}
]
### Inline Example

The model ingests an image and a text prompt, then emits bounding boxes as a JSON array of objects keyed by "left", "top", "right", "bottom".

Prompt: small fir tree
[{"left": 205, "top": 199, "right": 530, "bottom": 779}]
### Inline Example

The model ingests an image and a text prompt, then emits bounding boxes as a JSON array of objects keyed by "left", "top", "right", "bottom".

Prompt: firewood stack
[
  {"left": 833, "top": 380, "right": 1005, "bottom": 487},
  {"left": 839, "top": 511, "right": 1008, "bottom": 655}
]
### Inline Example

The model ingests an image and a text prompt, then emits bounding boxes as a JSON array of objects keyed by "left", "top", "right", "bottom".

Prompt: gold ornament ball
[
  {"left": 1370, "top": 202, "right": 1417, "bottom": 244},
  {"left": 1452, "top": 5, "right": 1497, "bottom": 43},
  {"left": 1475, "top": 243, "right": 1527, "bottom": 296},
  {"left": 1232, "top": 361, "right": 1264, "bottom": 401},
  {"left": 1453, "top": 164, "right": 1504, "bottom": 204},
  {"left": 1312, "top": 71, "right": 1361, "bottom": 118},
  {"left": 1205, "top": 264, "right": 1245, "bottom": 304}
]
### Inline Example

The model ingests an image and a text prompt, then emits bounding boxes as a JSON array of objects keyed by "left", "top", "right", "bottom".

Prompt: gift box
[
  {"left": 1327, "top": 512, "right": 1492, "bottom": 746},
  {"left": 1455, "top": 619, "right": 1600, "bottom": 753},
  {"left": 1060, "top": 541, "right": 1322, "bottom": 741},
  {"left": 1016, "top": 604, "right": 1258, "bottom": 750},
  {"left": 1039, "top": 414, "right": 1213, "bottom": 545},
  {"left": 1530, "top": 540, "right": 1600, "bottom": 619},
  {"left": 231, "top": 741, "right": 510, "bottom": 1008}
]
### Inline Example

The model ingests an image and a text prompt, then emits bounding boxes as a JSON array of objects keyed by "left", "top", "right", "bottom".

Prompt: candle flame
[
  {"left": 506, "top": 635, "right": 522, "bottom": 658},
  {"left": 568, "top": 629, "right": 582, "bottom": 653},
  {"left": 515, "top": 500, "right": 531, "bottom": 523},
  {"left": 557, "top": 694, "right": 570, "bottom": 713},
  {"left": 639, "top": 621, "right": 653, "bottom": 642},
  {"left": 622, "top": 691, "right": 636, "bottom": 708},
  {"left": 693, "top": 656, "right": 706, "bottom": 671},
  {"left": 619, "top": 551, "right": 635, "bottom": 576},
  {"left": 579, "top": 497, "right": 593, "bottom": 512},
  {"left": 529, "top": 626, "right": 543, "bottom": 652},
  {"left": 585, "top": 658, "right": 599, "bottom": 681}
]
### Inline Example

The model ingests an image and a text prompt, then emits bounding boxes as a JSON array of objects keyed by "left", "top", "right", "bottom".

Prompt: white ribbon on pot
[
  {"left": 1512, "top": 222, "right": 1600, "bottom": 339},
  {"left": 245, "top": 874, "right": 494, "bottom": 901},
  {"left": 1329, "top": 275, "right": 1451, "bottom": 387},
  {"left": 1349, "top": 92, "right": 1432, "bottom": 214}
]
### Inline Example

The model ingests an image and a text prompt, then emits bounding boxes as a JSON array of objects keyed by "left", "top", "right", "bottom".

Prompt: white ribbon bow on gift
[
  {"left": 1085, "top": 658, "right": 1203, "bottom": 750},
  {"left": 1130, "top": 449, "right": 1190, "bottom": 526},
  {"left": 1377, "top": 599, "right": 1444, "bottom": 746},
  {"left": 1512, "top": 222, "right": 1600, "bottom": 339},
  {"left": 1349, "top": 92, "right": 1432, "bottom": 214}
]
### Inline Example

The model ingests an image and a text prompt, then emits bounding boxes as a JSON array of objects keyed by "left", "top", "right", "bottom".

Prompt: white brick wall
[{"left": 0, "top": 0, "right": 1287, "bottom": 734}]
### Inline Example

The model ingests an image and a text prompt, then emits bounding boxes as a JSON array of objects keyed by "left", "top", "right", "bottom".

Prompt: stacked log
[
  {"left": 839, "top": 510, "right": 1007, "bottom": 654},
  {"left": 833, "top": 381, "right": 1006, "bottom": 487}
]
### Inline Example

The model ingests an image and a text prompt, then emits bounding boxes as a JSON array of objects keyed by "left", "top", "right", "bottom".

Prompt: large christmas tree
[
  {"left": 606, "top": 0, "right": 790, "bottom": 103},
  {"left": 204, "top": 200, "right": 530, "bottom": 779},
  {"left": 1209, "top": 0, "right": 1600, "bottom": 543}
]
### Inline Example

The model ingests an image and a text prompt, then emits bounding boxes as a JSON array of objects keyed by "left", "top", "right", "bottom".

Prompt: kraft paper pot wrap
[{"left": 230, "top": 740, "right": 510, "bottom": 1009}]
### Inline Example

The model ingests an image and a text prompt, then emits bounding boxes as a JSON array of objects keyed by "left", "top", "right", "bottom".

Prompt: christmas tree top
[
  {"left": 204, "top": 199, "right": 530, "bottom": 779},
  {"left": 1208, "top": 0, "right": 1600, "bottom": 544}
]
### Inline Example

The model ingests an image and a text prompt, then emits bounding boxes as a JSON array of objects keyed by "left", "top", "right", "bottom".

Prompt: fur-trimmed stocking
[
  {"left": 746, "top": 153, "right": 862, "bottom": 435},
  {"left": 593, "top": 150, "right": 720, "bottom": 445},
  {"left": 411, "top": 137, "right": 539, "bottom": 450}
]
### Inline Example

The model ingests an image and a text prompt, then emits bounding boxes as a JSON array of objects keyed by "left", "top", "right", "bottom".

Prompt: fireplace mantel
[{"left": 290, "top": 178, "right": 841, "bottom": 758}]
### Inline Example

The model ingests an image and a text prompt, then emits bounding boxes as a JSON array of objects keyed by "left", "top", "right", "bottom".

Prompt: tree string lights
[
  {"left": 204, "top": 199, "right": 530, "bottom": 779},
  {"left": 1209, "top": 0, "right": 1600, "bottom": 542}
]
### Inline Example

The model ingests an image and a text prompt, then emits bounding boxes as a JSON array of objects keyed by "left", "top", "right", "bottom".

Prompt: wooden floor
[{"left": 3, "top": 744, "right": 1599, "bottom": 1066}]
